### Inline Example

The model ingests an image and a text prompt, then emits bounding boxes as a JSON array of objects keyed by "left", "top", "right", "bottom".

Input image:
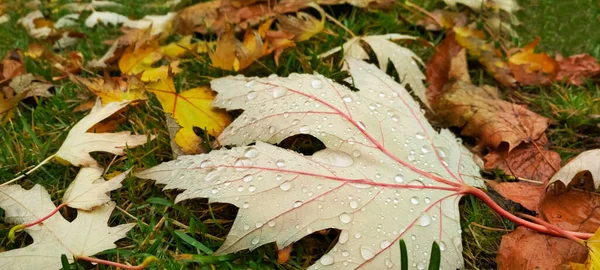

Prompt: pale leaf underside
[
  {"left": 137, "top": 58, "right": 483, "bottom": 269},
  {"left": 0, "top": 185, "right": 134, "bottom": 270}
]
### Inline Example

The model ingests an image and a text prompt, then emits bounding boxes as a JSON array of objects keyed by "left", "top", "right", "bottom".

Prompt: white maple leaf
[
  {"left": 444, "top": 0, "right": 519, "bottom": 14},
  {"left": 63, "top": 167, "right": 129, "bottom": 210},
  {"left": 137, "top": 58, "right": 484, "bottom": 269},
  {"left": 55, "top": 100, "right": 153, "bottom": 167},
  {"left": 18, "top": 10, "right": 52, "bottom": 39},
  {"left": 85, "top": 11, "right": 176, "bottom": 36},
  {"left": 0, "top": 185, "right": 134, "bottom": 270},
  {"left": 548, "top": 149, "right": 600, "bottom": 188},
  {"left": 319, "top": 34, "right": 430, "bottom": 110}
]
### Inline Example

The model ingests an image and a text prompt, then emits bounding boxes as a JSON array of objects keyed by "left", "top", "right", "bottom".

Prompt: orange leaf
[{"left": 508, "top": 38, "right": 558, "bottom": 85}]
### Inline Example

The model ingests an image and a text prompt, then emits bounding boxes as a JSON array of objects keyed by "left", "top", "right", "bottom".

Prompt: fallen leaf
[
  {"left": 0, "top": 91, "right": 23, "bottom": 121},
  {"left": 54, "top": 14, "right": 80, "bottom": 29},
  {"left": 548, "top": 149, "right": 600, "bottom": 189},
  {"left": 508, "top": 38, "right": 558, "bottom": 85},
  {"left": 69, "top": 74, "right": 147, "bottom": 104},
  {"left": 146, "top": 75, "right": 230, "bottom": 154},
  {"left": 55, "top": 100, "right": 153, "bottom": 167},
  {"left": 9, "top": 74, "right": 54, "bottom": 99},
  {"left": 63, "top": 167, "right": 128, "bottom": 210},
  {"left": 118, "top": 39, "right": 163, "bottom": 76},
  {"left": 487, "top": 180, "right": 545, "bottom": 211},
  {"left": 137, "top": 58, "right": 485, "bottom": 268},
  {"left": 497, "top": 227, "right": 587, "bottom": 269},
  {"left": 484, "top": 134, "right": 560, "bottom": 183},
  {"left": 1, "top": 50, "right": 26, "bottom": 82},
  {"left": 0, "top": 184, "right": 134, "bottom": 269},
  {"left": 209, "top": 26, "right": 237, "bottom": 71},
  {"left": 570, "top": 225, "right": 600, "bottom": 269},
  {"left": 276, "top": 3, "right": 324, "bottom": 42},
  {"left": 434, "top": 80, "right": 548, "bottom": 151},
  {"left": 416, "top": 10, "right": 468, "bottom": 31},
  {"left": 63, "top": 0, "right": 122, "bottom": 11},
  {"left": 87, "top": 41, "right": 121, "bottom": 69},
  {"left": 161, "top": 35, "right": 197, "bottom": 58},
  {"left": 556, "top": 54, "right": 600, "bottom": 85},
  {"left": 425, "top": 30, "right": 468, "bottom": 105},
  {"left": 18, "top": 10, "right": 53, "bottom": 39},
  {"left": 85, "top": 11, "right": 177, "bottom": 36},
  {"left": 319, "top": 34, "right": 430, "bottom": 109},
  {"left": 443, "top": 0, "right": 519, "bottom": 14}
]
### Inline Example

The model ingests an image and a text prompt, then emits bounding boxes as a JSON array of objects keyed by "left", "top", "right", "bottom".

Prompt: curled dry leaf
[
  {"left": 85, "top": 11, "right": 177, "bottom": 36},
  {"left": 508, "top": 38, "right": 558, "bottom": 86},
  {"left": 55, "top": 100, "right": 153, "bottom": 167},
  {"left": 137, "top": 58, "right": 484, "bottom": 269},
  {"left": 146, "top": 75, "right": 231, "bottom": 154},
  {"left": 319, "top": 34, "right": 429, "bottom": 109},
  {"left": 556, "top": 53, "right": 600, "bottom": 85},
  {"left": 434, "top": 80, "right": 548, "bottom": 151},
  {"left": 548, "top": 149, "right": 600, "bottom": 189},
  {"left": 276, "top": 3, "right": 324, "bottom": 42},
  {"left": 0, "top": 185, "right": 134, "bottom": 270},
  {"left": 63, "top": 167, "right": 129, "bottom": 210},
  {"left": 425, "top": 30, "right": 468, "bottom": 105}
]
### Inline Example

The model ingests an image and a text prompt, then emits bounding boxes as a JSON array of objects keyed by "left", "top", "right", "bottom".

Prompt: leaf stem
[
  {"left": 517, "top": 213, "right": 585, "bottom": 245},
  {"left": 75, "top": 255, "right": 158, "bottom": 270},
  {"left": 464, "top": 186, "right": 593, "bottom": 240},
  {"left": 9, "top": 202, "right": 67, "bottom": 242},
  {"left": 2, "top": 153, "right": 56, "bottom": 186}
]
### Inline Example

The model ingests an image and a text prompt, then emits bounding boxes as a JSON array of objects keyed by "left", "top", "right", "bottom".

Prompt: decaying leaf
[
  {"left": 508, "top": 38, "right": 558, "bottom": 85},
  {"left": 276, "top": 3, "right": 325, "bottom": 42},
  {"left": 570, "top": 225, "right": 600, "bottom": 270},
  {"left": 425, "top": 30, "right": 468, "bottom": 105},
  {"left": 487, "top": 180, "right": 544, "bottom": 212},
  {"left": 0, "top": 184, "right": 135, "bottom": 269},
  {"left": 55, "top": 100, "right": 153, "bottom": 167},
  {"left": 63, "top": 167, "right": 128, "bottom": 210},
  {"left": 556, "top": 53, "right": 600, "bottom": 85},
  {"left": 484, "top": 134, "right": 560, "bottom": 183},
  {"left": 548, "top": 149, "right": 600, "bottom": 189},
  {"left": 320, "top": 34, "right": 429, "bottom": 109},
  {"left": 70, "top": 74, "right": 147, "bottom": 104},
  {"left": 146, "top": 75, "right": 230, "bottom": 154},
  {"left": 434, "top": 80, "right": 548, "bottom": 151},
  {"left": 137, "top": 58, "right": 484, "bottom": 268}
]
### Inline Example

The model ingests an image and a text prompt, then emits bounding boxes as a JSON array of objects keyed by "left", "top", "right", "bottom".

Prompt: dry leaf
[
  {"left": 63, "top": 0, "right": 122, "bottom": 11},
  {"left": 548, "top": 149, "right": 600, "bottom": 189},
  {"left": 0, "top": 184, "right": 134, "bottom": 269},
  {"left": 425, "top": 30, "right": 468, "bottom": 105},
  {"left": 556, "top": 54, "right": 600, "bottom": 85},
  {"left": 508, "top": 38, "right": 558, "bottom": 85},
  {"left": 570, "top": 226, "right": 600, "bottom": 269},
  {"left": 484, "top": 134, "right": 560, "bottom": 183},
  {"left": 487, "top": 181, "right": 545, "bottom": 211},
  {"left": 70, "top": 74, "right": 147, "bottom": 105},
  {"left": 276, "top": 3, "right": 324, "bottom": 42},
  {"left": 63, "top": 167, "right": 128, "bottom": 210},
  {"left": 1, "top": 50, "right": 26, "bottom": 82},
  {"left": 85, "top": 11, "right": 176, "bottom": 36},
  {"left": 320, "top": 34, "right": 429, "bottom": 109},
  {"left": 146, "top": 75, "right": 230, "bottom": 154},
  {"left": 55, "top": 100, "right": 153, "bottom": 167},
  {"left": 434, "top": 80, "right": 548, "bottom": 151},
  {"left": 9, "top": 74, "right": 54, "bottom": 98},
  {"left": 443, "top": 0, "right": 519, "bottom": 13},
  {"left": 19, "top": 10, "right": 53, "bottom": 39},
  {"left": 87, "top": 41, "right": 121, "bottom": 69},
  {"left": 137, "top": 58, "right": 484, "bottom": 268}
]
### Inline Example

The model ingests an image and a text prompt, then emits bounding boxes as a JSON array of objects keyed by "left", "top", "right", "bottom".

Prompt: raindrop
[
  {"left": 339, "top": 213, "right": 352, "bottom": 224},
  {"left": 299, "top": 125, "right": 310, "bottom": 134},
  {"left": 234, "top": 158, "right": 252, "bottom": 171},
  {"left": 410, "top": 196, "right": 419, "bottom": 205},
  {"left": 245, "top": 80, "right": 257, "bottom": 87},
  {"left": 342, "top": 95, "right": 353, "bottom": 103},
  {"left": 339, "top": 231, "right": 349, "bottom": 244},
  {"left": 251, "top": 236, "right": 260, "bottom": 245},
  {"left": 211, "top": 188, "right": 219, "bottom": 194},
  {"left": 415, "top": 132, "right": 425, "bottom": 140},
  {"left": 352, "top": 150, "right": 361, "bottom": 157},
  {"left": 360, "top": 246, "right": 375, "bottom": 260},
  {"left": 280, "top": 182, "right": 291, "bottom": 191},
  {"left": 293, "top": 201, "right": 303, "bottom": 208},
  {"left": 320, "top": 254, "right": 334, "bottom": 266},
  {"left": 355, "top": 233, "right": 362, "bottom": 239},
  {"left": 248, "top": 185, "right": 256, "bottom": 192},
  {"left": 380, "top": 240, "right": 391, "bottom": 249},
  {"left": 350, "top": 200, "right": 359, "bottom": 209},
  {"left": 243, "top": 224, "right": 250, "bottom": 230},
  {"left": 255, "top": 222, "right": 263, "bottom": 228},
  {"left": 311, "top": 79, "right": 323, "bottom": 89},
  {"left": 269, "top": 126, "right": 276, "bottom": 134},
  {"left": 242, "top": 202, "right": 250, "bottom": 208},
  {"left": 417, "top": 213, "right": 432, "bottom": 227},
  {"left": 268, "top": 221, "right": 276, "bottom": 227},
  {"left": 243, "top": 175, "right": 253, "bottom": 182},
  {"left": 407, "top": 180, "right": 425, "bottom": 190},
  {"left": 246, "top": 91, "right": 258, "bottom": 100},
  {"left": 439, "top": 241, "right": 446, "bottom": 251},
  {"left": 394, "top": 174, "right": 405, "bottom": 183},
  {"left": 244, "top": 147, "right": 259, "bottom": 158},
  {"left": 424, "top": 197, "right": 431, "bottom": 204},
  {"left": 420, "top": 145, "right": 430, "bottom": 154},
  {"left": 291, "top": 119, "right": 299, "bottom": 125},
  {"left": 199, "top": 160, "right": 213, "bottom": 168},
  {"left": 312, "top": 149, "right": 354, "bottom": 167},
  {"left": 272, "top": 87, "right": 288, "bottom": 98},
  {"left": 357, "top": 121, "right": 366, "bottom": 130},
  {"left": 237, "top": 186, "right": 244, "bottom": 192},
  {"left": 417, "top": 262, "right": 425, "bottom": 270},
  {"left": 276, "top": 159, "right": 286, "bottom": 167},
  {"left": 342, "top": 251, "right": 350, "bottom": 257},
  {"left": 385, "top": 259, "right": 394, "bottom": 268}
]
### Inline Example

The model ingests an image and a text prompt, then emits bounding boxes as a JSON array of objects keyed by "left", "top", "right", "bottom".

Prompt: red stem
[
  {"left": 518, "top": 213, "right": 585, "bottom": 244},
  {"left": 25, "top": 203, "right": 67, "bottom": 228},
  {"left": 75, "top": 255, "right": 157, "bottom": 270},
  {"left": 464, "top": 186, "right": 593, "bottom": 240}
]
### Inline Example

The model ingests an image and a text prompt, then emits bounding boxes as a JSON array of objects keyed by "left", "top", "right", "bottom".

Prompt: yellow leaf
[
  {"left": 161, "top": 35, "right": 196, "bottom": 58},
  {"left": 140, "top": 60, "right": 182, "bottom": 82},
  {"left": 209, "top": 27, "right": 237, "bottom": 71},
  {"left": 70, "top": 74, "right": 147, "bottom": 105},
  {"left": 570, "top": 226, "right": 600, "bottom": 270},
  {"left": 118, "top": 40, "right": 163, "bottom": 75},
  {"left": 146, "top": 76, "right": 231, "bottom": 154}
]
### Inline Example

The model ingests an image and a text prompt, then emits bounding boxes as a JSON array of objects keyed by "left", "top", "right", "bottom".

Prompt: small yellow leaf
[
  {"left": 140, "top": 60, "right": 182, "bottom": 82},
  {"left": 209, "top": 27, "right": 237, "bottom": 71},
  {"left": 146, "top": 75, "right": 231, "bottom": 154},
  {"left": 70, "top": 74, "right": 147, "bottom": 105},
  {"left": 118, "top": 40, "right": 163, "bottom": 75},
  {"left": 161, "top": 35, "right": 196, "bottom": 58}
]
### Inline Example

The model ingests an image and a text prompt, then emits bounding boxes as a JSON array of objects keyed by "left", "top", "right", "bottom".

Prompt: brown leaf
[
  {"left": 484, "top": 134, "right": 560, "bottom": 183},
  {"left": 497, "top": 227, "right": 587, "bottom": 270},
  {"left": 425, "top": 31, "right": 466, "bottom": 105},
  {"left": 508, "top": 38, "right": 559, "bottom": 86},
  {"left": 416, "top": 10, "right": 468, "bottom": 31},
  {"left": 434, "top": 80, "right": 549, "bottom": 151},
  {"left": 1, "top": 50, "right": 26, "bottom": 83},
  {"left": 541, "top": 189, "right": 600, "bottom": 232},
  {"left": 556, "top": 53, "right": 600, "bottom": 85},
  {"left": 487, "top": 181, "right": 545, "bottom": 211}
]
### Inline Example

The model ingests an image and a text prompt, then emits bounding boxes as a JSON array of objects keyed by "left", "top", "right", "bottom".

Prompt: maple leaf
[
  {"left": 434, "top": 80, "right": 548, "bottom": 151},
  {"left": 55, "top": 100, "right": 153, "bottom": 167},
  {"left": 319, "top": 34, "right": 430, "bottom": 109},
  {"left": 276, "top": 3, "right": 325, "bottom": 42},
  {"left": 63, "top": 167, "right": 128, "bottom": 210},
  {"left": 508, "top": 38, "right": 558, "bottom": 85},
  {"left": 70, "top": 74, "right": 147, "bottom": 105},
  {"left": 556, "top": 53, "right": 600, "bottom": 85},
  {"left": 137, "top": 58, "right": 484, "bottom": 268},
  {"left": 85, "top": 11, "right": 177, "bottom": 36},
  {"left": 0, "top": 184, "right": 134, "bottom": 269},
  {"left": 146, "top": 75, "right": 231, "bottom": 154},
  {"left": 548, "top": 149, "right": 600, "bottom": 189},
  {"left": 571, "top": 226, "right": 600, "bottom": 270}
]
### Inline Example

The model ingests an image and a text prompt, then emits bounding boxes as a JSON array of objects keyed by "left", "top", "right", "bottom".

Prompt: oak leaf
[
  {"left": 434, "top": 80, "right": 548, "bottom": 151},
  {"left": 548, "top": 149, "right": 600, "bottom": 189},
  {"left": 146, "top": 76, "right": 231, "bottom": 154},
  {"left": 55, "top": 100, "right": 153, "bottom": 167},
  {"left": 63, "top": 167, "right": 129, "bottom": 210},
  {"left": 0, "top": 184, "right": 135, "bottom": 270},
  {"left": 137, "top": 58, "right": 484, "bottom": 269},
  {"left": 319, "top": 34, "right": 429, "bottom": 109}
]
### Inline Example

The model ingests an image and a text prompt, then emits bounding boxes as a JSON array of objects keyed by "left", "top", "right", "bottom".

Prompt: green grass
[{"left": 0, "top": 0, "right": 598, "bottom": 269}]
